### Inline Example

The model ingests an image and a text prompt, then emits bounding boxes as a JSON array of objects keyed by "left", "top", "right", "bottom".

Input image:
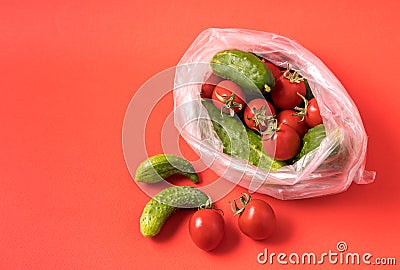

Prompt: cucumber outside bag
[{"left": 173, "top": 28, "right": 375, "bottom": 200}]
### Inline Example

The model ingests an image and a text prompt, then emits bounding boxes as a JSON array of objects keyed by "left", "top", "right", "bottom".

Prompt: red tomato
[
  {"left": 277, "top": 109, "right": 309, "bottom": 137},
  {"left": 189, "top": 209, "right": 225, "bottom": 251},
  {"left": 305, "top": 98, "right": 323, "bottom": 127},
  {"left": 262, "top": 60, "right": 282, "bottom": 82},
  {"left": 262, "top": 125, "right": 300, "bottom": 161},
  {"left": 271, "top": 70, "right": 306, "bottom": 109},
  {"left": 212, "top": 80, "right": 246, "bottom": 116},
  {"left": 236, "top": 197, "right": 276, "bottom": 241},
  {"left": 201, "top": 73, "right": 224, "bottom": 99},
  {"left": 243, "top": 98, "right": 276, "bottom": 132}
]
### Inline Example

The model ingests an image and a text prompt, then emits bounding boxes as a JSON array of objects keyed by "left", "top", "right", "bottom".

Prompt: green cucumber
[
  {"left": 203, "top": 101, "right": 285, "bottom": 170},
  {"left": 135, "top": 154, "right": 199, "bottom": 184},
  {"left": 294, "top": 124, "right": 326, "bottom": 161},
  {"left": 292, "top": 124, "right": 345, "bottom": 169},
  {"left": 140, "top": 186, "right": 209, "bottom": 237},
  {"left": 210, "top": 50, "right": 275, "bottom": 95}
]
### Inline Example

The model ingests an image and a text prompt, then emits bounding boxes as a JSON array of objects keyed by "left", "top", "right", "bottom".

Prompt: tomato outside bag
[{"left": 173, "top": 28, "right": 375, "bottom": 200}]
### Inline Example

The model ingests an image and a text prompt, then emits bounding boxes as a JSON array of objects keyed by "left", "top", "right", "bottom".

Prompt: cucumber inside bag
[{"left": 173, "top": 28, "right": 375, "bottom": 200}]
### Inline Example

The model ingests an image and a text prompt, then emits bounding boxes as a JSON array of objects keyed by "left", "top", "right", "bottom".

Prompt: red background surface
[{"left": 1, "top": 0, "right": 400, "bottom": 269}]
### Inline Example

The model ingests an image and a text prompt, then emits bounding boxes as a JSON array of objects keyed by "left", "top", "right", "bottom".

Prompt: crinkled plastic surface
[{"left": 173, "top": 28, "right": 375, "bottom": 200}]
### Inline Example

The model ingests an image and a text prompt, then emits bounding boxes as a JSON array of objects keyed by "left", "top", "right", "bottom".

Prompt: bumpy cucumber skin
[
  {"left": 210, "top": 50, "right": 275, "bottom": 95},
  {"left": 140, "top": 186, "right": 209, "bottom": 237},
  {"left": 135, "top": 154, "right": 199, "bottom": 184},
  {"left": 140, "top": 199, "right": 175, "bottom": 238},
  {"left": 203, "top": 101, "right": 285, "bottom": 171}
]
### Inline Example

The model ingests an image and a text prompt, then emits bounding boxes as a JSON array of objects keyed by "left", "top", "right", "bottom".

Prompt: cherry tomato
[
  {"left": 271, "top": 70, "right": 306, "bottom": 110},
  {"left": 305, "top": 98, "right": 323, "bottom": 127},
  {"left": 201, "top": 73, "right": 224, "bottom": 99},
  {"left": 262, "top": 60, "right": 282, "bottom": 82},
  {"left": 232, "top": 194, "right": 276, "bottom": 241},
  {"left": 262, "top": 125, "right": 300, "bottom": 161},
  {"left": 189, "top": 209, "right": 225, "bottom": 251},
  {"left": 212, "top": 80, "right": 246, "bottom": 116},
  {"left": 277, "top": 109, "right": 309, "bottom": 137},
  {"left": 243, "top": 98, "right": 276, "bottom": 132}
]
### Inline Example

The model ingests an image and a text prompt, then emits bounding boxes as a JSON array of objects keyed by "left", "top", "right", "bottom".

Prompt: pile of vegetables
[
  {"left": 138, "top": 175, "right": 277, "bottom": 252},
  {"left": 202, "top": 49, "right": 325, "bottom": 165},
  {"left": 136, "top": 154, "right": 277, "bottom": 251},
  {"left": 135, "top": 49, "right": 330, "bottom": 251}
]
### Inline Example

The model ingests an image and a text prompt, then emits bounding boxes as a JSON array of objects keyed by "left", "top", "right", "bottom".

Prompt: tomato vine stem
[
  {"left": 230, "top": 193, "right": 252, "bottom": 216},
  {"left": 293, "top": 92, "right": 309, "bottom": 121},
  {"left": 283, "top": 65, "right": 304, "bottom": 83},
  {"left": 247, "top": 105, "right": 275, "bottom": 129},
  {"left": 214, "top": 90, "right": 242, "bottom": 117}
]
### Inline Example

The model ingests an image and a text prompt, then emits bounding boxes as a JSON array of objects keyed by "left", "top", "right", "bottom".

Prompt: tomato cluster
[
  {"left": 201, "top": 59, "right": 323, "bottom": 161},
  {"left": 189, "top": 194, "right": 276, "bottom": 251},
  {"left": 232, "top": 194, "right": 276, "bottom": 241}
]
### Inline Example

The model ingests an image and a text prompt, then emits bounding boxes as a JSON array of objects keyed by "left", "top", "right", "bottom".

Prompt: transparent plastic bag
[{"left": 173, "top": 28, "right": 375, "bottom": 200}]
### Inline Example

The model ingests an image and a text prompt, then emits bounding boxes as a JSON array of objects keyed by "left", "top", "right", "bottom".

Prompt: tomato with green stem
[
  {"left": 262, "top": 121, "right": 300, "bottom": 161},
  {"left": 294, "top": 94, "right": 323, "bottom": 128},
  {"left": 231, "top": 193, "right": 276, "bottom": 241},
  {"left": 243, "top": 98, "right": 276, "bottom": 133},
  {"left": 189, "top": 202, "right": 225, "bottom": 251},
  {"left": 277, "top": 109, "right": 309, "bottom": 137},
  {"left": 212, "top": 80, "right": 246, "bottom": 116},
  {"left": 305, "top": 98, "right": 323, "bottom": 127},
  {"left": 271, "top": 67, "right": 306, "bottom": 109}
]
